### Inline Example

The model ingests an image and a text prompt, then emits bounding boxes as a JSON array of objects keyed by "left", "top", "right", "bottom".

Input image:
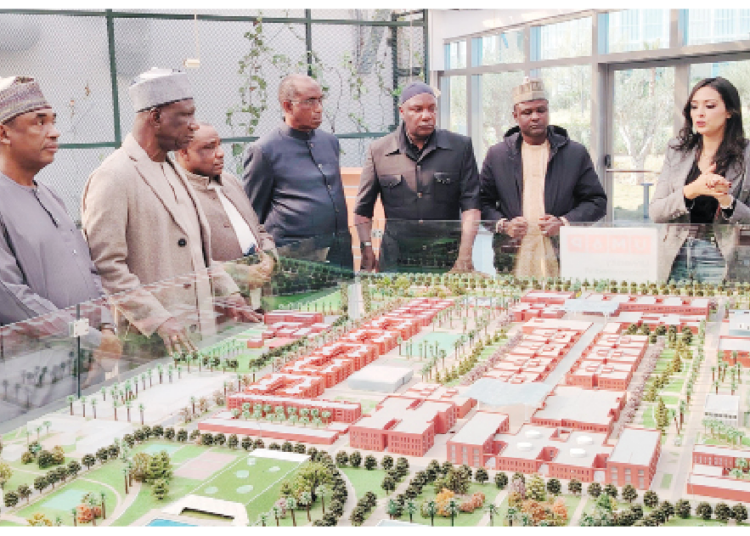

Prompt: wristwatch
[{"left": 359, "top": 241, "right": 372, "bottom": 250}]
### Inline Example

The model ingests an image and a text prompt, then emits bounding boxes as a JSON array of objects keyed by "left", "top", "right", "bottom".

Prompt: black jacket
[
  {"left": 479, "top": 125, "right": 606, "bottom": 225},
  {"left": 354, "top": 124, "right": 480, "bottom": 222}
]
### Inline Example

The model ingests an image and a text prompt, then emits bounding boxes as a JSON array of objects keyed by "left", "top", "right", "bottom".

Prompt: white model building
[{"left": 704, "top": 393, "right": 741, "bottom": 427}]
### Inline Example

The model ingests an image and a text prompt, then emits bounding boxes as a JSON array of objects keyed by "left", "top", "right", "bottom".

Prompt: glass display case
[{"left": 1, "top": 220, "right": 749, "bottom": 527}]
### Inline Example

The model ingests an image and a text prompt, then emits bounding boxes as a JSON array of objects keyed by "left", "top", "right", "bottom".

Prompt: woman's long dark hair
[{"left": 676, "top": 76, "right": 747, "bottom": 176}]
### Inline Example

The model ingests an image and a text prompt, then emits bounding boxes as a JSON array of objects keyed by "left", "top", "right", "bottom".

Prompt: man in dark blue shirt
[{"left": 242, "top": 74, "right": 353, "bottom": 271}]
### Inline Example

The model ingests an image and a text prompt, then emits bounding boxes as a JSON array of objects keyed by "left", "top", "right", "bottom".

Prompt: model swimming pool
[{"left": 146, "top": 519, "right": 197, "bottom": 527}]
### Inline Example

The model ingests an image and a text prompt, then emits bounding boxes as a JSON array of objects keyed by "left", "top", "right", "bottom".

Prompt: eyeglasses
[{"left": 290, "top": 96, "right": 325, "bottom": 108}]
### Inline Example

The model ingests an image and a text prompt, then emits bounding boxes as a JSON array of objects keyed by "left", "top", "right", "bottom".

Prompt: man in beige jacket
[
  {"left": 82, "top": 68, "right": 256, "bottom": 358},
  {"left": 175, "top": 121, "right": 275, "bottom": 308}
]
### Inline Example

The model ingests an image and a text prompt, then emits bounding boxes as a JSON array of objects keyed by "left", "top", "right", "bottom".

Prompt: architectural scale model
[{"left": 1, "top": 273, "right": 750, "bottom": 527}]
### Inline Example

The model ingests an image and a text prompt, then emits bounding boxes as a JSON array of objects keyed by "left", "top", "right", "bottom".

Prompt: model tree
[
  {"left": 335, "top": 451, "right": 349, "bottom": 467},
  {"left": 527, "top": 473, "right": 547, "bottom": 501},
  {"left": 381, "top": 475, "right": 396, "bottom": 494},
  {"left": 675, "top": 499, "right": 691, "bottom": 519},
  {"left": 494, "top": 471, "right": 508, "bottom": 489},
  {"left": 587, "top": 482, "right": 602, "bottom": 498},
  {"left": 475, "top": 467, "right": 489, "bottom": 485},
  {"left": 568, "top": 479, "right": 582, "bottom": 495},
  {"left": 33, "top": 475, "right": 48, "bottom": 495},
  {"left": 603, "top": 483, "right": 618, "bottom": 499},
  {"left": 621, "top": 484, "right": 638, "bottom": 503},
  {"left": 16, "top": 483, "right": 31, "bottom": 504},
  {"left": 67, "top": 460, "right": 82, "bottom": 479},
  {"left": 364, "top": 455, "right": 377, "bottom": 470},
  {"left": 151, "top": 478, "right": 169, "bottom": 500},
  {"left": 643, "top": 490, "right": 659, "bottom": 509},
  {"left": 82, "top": 454, "right": 96, "bottom": 471},
  {"left": 714, "top": 502, "right": 732, "bottom": 522},
  {"left": 546, "top": 478, "right": 561, "bottom": 496},
  {"left": 732, "top": 503, "right": 748, "bottom": 523},
  {"left": 4, "top": 490, "right": 19, "bottom": 508},
  {"left": 0, "top": 461, "right": 12, "bottom": 494},
  {"left": 381, "top": 455, "right": 394, "bottom": 471}
]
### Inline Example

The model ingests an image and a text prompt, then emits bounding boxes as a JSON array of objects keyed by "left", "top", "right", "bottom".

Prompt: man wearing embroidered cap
[
  {"left": 479, "top": 77, "right": 606, "bottom": 278},
  {"left": 354, "top": 81, "right": 481, "bottom": 272},
  {"left": 82, "top": 68, "right": 255, "bottom": 359},
  {"left": 0, "top": 76, "right": 121, "bottom": 409}
]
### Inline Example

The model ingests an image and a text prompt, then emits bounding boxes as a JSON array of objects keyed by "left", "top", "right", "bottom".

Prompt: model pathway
[
  {"left": 668, "top": 301, "right": 724, "bottom": 502},
  {"left": 362, "top": 472, "right": 414, "bottom": 526},
  {"left": 77, "top": 477, "right": 126, "bottom": 527},
  {"left": 569, "top": 494, "right": 589, "bottom": 526},
  {"left": 333, "top": 470, "right": 358, "bottom": 526},
  {"left": 476, "top": 488, "right": 507, "bottom": 526}
]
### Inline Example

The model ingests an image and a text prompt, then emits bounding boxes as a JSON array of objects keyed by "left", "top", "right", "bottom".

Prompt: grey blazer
[{"left": 649, "top": 139, "right": 750, "bottom": 282}]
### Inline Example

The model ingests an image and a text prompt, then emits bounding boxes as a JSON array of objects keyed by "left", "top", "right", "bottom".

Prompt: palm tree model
[
  {"left": 315, "top": 484, "right": 329, "bottom": 514},
  {"left": 446, "top": 497, "right": 460, "bottom": 527},
  {"left": 99, "top": 491, "right": 106, "bottom": 519},
  {"left": 286, "top": 497, "right": 297, "bottom": 526},
  {"left": 299, "top": 491, "right": 312, "bottom": 521},
  {"left": 405, "top": 499, "right": 418, "bottom": 523},
  {"left": 271, "top": 504, "right": 282, "bottom": 526},
  {"left": 386, "top": 498, "right": 400, "bottom": 520},
  {"left": 122, "top": 467, "right": 129, "bottom": 494},
  {"left": 139, "top": 403, "right": 145, "bottom": 425},
  {"left": 425, "top": 500, "right": 438, "bottom": 526},
  {"left": 485, "top": 503, "right": 498, "bottom": 526},
  {"left": 258, "top": 512, "right": 270, "bottom": 527}
]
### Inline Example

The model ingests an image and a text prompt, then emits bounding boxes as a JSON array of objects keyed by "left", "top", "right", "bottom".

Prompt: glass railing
[
  {"left": 352, "top": 219, "right": 750, "bottom": 284},
  {"left": 0, "top": 235, "right": 354, "bottom": 432},
  {"left": 2, "top": 220, "right": 750, "bottom": 431}
]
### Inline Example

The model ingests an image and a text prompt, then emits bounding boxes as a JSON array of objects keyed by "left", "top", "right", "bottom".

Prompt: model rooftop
[
  {"left": 451, "top": 412, "right": 509, "bottom": 446},
  {"left": 534, "top": 385, "right": 624, "bottom": 426},
  {"left": 552, "top": 430, "right": 612, "bottom": 467},
  {"left": 704, "top": 393, "right": 740, "bottom": 415},
  {"left": 608, "top": 427, "right": 661, "bottom": 466}
]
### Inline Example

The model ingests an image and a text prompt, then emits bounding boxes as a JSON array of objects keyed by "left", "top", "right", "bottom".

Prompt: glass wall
[
  {"left": 604, "top": 9, "right": 670, "bottom": 53},
  {"left": 472, "top": 30, "right": 524, "bottom": 66},
  {"left": 449, "top": 76, "right": 468, "bottom": 136},
  {"left": 535, "top": 16, "right": 592, "bottom": 60},
  {"left": 478, "top": 71, "right": 525, "bottom": 158},
  {"left": 445, "top": 40, "right": 467, "bottom": 70},
  {"left": 441, "top": 9, "right": 750, "bottom": 222},
  {"left": 611, "top": 66, "right": 675, "bottom": 221},
  {"left": 690, "top": 59, "right": 750, "bottom": 135},
  {"left": 687, "top": 9, "right": 750, "bottom": 45},
  {"left": 538, "top": 65, "right": 592, "bottom": 148}
]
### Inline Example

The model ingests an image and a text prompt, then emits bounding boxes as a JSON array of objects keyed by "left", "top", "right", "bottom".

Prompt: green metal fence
[{"left": 0, "top": 9, "right": 427, "bottom": 220}]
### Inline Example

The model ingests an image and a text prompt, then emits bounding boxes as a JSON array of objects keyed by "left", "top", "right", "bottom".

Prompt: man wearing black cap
[{"left": 354, "top": 81, "right": 481, "bottom": 272}]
